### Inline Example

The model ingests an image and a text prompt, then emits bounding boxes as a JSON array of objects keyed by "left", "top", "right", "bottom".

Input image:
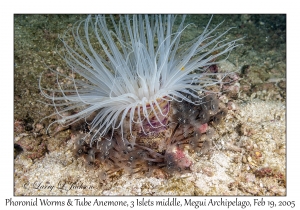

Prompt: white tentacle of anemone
[{"left": 39, "top": 15, "right": 241, "bottom": 144}]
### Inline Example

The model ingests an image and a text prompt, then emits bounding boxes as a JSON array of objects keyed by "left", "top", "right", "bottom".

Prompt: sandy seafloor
[{"left": 14, "top": 15, "right": 286, "bottom": 196}]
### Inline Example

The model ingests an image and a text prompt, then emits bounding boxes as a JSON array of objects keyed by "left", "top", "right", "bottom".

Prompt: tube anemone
[{"left": 39, "top": 15, "right": 241, "bottom": 145}]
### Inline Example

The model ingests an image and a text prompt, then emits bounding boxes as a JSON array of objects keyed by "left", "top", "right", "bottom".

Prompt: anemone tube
[{"left": 40, "top": 15, "right": 240, "bottom": 143}]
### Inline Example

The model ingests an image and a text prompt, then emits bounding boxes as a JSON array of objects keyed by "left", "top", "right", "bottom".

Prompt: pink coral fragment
[
  {"left": 198, "top": 123, "right": 208, "bottom": 134},
  {"left": 173, "top": 146, "right": 192, "bottom": 168}
]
